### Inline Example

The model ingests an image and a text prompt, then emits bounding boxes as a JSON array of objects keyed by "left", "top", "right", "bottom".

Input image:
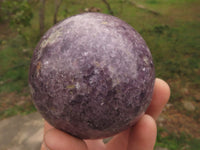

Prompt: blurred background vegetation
[{"left": 0, "top": 0, "right": 199, "bottom": 149}]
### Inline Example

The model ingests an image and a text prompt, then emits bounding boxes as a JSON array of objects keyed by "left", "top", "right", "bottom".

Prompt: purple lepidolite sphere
[{"left": 29, "top": 13, "right": 155, "bottom": 139}]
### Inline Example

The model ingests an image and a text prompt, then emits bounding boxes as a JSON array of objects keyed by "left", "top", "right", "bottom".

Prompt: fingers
[
  {"left": 146, "top": 78, "right": 170, "bottom": 120},
  {"left": 106, "top": 78, "right": 170, "bottom": 150},
  {"left": 106, "top": 128, "right": 131, "bottom": 150},
  {"left": 41, "top": 121, "right": 54, "bottom": 150},
  {"left": 127, "top": 115, "right": 157, "bottom": 150},
  {"left": 84, "top": 139, "right": 106, "bottom": 150},
  {"left": 42, "top": 78, "right": 170, "bottom": 150},
  {"left": 43, "top": 122, "right": 88, "bottom": 150},
  {"left": 44, "top": 121, "right": 54, "bottom": 133}
]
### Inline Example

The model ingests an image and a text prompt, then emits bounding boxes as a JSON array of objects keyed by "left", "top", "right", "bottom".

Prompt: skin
[{"left": 41, "top": 78, "right": 170, "bottom": 150}]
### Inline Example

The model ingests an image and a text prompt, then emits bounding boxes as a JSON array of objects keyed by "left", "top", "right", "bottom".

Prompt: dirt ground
[{"left": 157, "top": 102, "right": 200, "bottom": 139}]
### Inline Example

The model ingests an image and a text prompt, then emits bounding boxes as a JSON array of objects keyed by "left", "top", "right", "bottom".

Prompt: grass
[
  {"left": 0, "top": 35, "right": 31, "bottom": 93},
  {"left": 156, "top": 127, "right": 200, "bottom": 150},
  {"left": 0, "top": 0, "right": 199, "bottom": 148},
  {"left": 0, "top": 102, "right": 36, "bottom": 120}
]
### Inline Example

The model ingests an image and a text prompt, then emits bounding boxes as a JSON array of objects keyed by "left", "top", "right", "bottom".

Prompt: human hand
[{"left": 41, "top": 78, "right": 170, "bottom": 150}]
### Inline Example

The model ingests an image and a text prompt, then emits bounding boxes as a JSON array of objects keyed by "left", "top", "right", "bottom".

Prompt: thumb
[{"left": 44, "top": 127, "right": 88, "bottom": 150}]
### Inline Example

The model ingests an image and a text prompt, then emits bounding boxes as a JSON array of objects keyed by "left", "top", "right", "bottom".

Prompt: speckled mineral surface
[{"left": 29, "top": 12, "right": 155, "bottom": 139}]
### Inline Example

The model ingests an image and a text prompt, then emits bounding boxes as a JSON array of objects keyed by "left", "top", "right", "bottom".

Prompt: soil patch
[{"left": 158, "top": 104, "right": 200, "bottom": 139}]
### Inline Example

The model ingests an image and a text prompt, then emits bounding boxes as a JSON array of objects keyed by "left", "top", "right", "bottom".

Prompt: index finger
[{"left": 146, "top": 78, "right": 170, "bottom": 120}]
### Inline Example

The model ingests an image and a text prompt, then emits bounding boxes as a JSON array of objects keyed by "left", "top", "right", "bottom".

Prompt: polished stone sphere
[{"left": 29, "top": 13, "right": 155, "bottom": 139}]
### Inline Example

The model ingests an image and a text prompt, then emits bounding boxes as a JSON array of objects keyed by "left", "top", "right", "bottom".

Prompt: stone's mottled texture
[{"left": 29, "top": 13, "right": 155, "bottom": 139}]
